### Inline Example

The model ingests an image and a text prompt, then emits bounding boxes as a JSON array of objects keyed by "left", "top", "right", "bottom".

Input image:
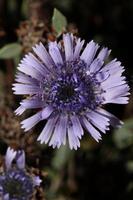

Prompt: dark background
[{"left": 0, "top": 0, "right": 133, "bottom": 200}]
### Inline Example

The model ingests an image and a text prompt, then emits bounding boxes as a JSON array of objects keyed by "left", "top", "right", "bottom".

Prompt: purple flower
[
  {"left": 0, "top": 148, "right": 42, "bottom": 200},
  {"left": 13, "top": 33, "right": 130, "bottom": 150},
  {"left": 0, "top": 169, "right": 33, "bottom": 200}
]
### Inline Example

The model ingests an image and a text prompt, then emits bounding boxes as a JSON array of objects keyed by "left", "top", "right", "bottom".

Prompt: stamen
[{"left": 45, "top": 59, "right": 104, "bottom": 113}]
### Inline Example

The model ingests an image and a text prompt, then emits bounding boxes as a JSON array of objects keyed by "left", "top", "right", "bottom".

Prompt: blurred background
[{"left": 0, "top": 0, "right": 133, "bottom": 199}]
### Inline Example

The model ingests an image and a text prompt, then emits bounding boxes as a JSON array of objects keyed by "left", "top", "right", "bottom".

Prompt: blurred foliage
[
  {"left": 52, "top": 145, "right": 73, "bottom": 171},
  {"left": 0, "top": 0, "right": 133, "bottom": 200},
  {"left": 113, "top": 118, "right": 133, "bottom": 149},
  {"left": 0, "top": 43, "right": 22, "bottom": 59}
]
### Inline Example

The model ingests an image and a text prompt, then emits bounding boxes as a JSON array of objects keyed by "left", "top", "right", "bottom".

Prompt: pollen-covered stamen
[{"left": 48, "top": 75, "right": 79, "bottom": 111}]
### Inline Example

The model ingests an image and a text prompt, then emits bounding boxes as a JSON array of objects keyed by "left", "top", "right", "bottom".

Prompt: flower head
[
  {"left": 0, "top": 169, "right": 33, "bottom": 200},
  {"left": 13, "top": 33, "right": 130, "bottom": 150},
  {"left": 0, "top": 148, "right": 41, "bottom": 200}
]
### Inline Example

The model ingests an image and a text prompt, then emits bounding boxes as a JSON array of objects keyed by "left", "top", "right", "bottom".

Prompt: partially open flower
[
  {"left": 0, "top": 147, "right": 42, "bottom": 200},
  {"left": 13, "top": 33, "right": 130, "bottom": 150}
]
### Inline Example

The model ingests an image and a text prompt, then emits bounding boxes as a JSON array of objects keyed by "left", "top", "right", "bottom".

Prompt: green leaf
[
  {"left": 0, "top": 43, "right": 22, "bottom": 59},
  {"left": 52, "top": 8, "right": 67, "bottom": 36},
  {"left": 113, "top": 118, "right": 133, "bottom": 149}
]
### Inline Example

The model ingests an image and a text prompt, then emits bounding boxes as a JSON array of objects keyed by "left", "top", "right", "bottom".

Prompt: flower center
[
  {"left": 2, "top": 169, "right": 33, "bottom": 199},
  {"left": 5, "top": 180, "right": 22, "bottom": 197},
  {"left": 44, "top": 60, "right": 104, "bottom": 114},
  {"left": 57, "top": 85, "right": 75, "bottom": 101}
]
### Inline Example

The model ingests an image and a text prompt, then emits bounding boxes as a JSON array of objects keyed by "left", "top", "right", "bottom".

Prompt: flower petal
[
  {"left": 97, "top": 47, "right": 111, "bottom": 61},
  {"left": 102, "top": 59, "right": 120, "bottom": 72},
  {"left": 16, "top": 150, "right": 25, "bottom": 169},
  {"left": 104, "top": 97, "right": 129, "bottom": 104},
  {"left": 15, "top": 105, "right": 26, "bottom": 115},
  {"left": 86, "top": 110, "right": 110, "bottom": 133},
  {"left": 82, "top": 117, "right": 102, "bottom": 142},
  {"left": 33, "top": 176, "right": 42, "bottom": 186},
  {"left": 15, "top": 72, "right": 38, "bottom": 85},
  {"left": 97, "top": 108, "right": 123, "bottom": 128},
  {"left": 73, "top": 38, "right": 85, "bottom": 60},
  {"left": 33, "top": 42, "right": 54, "bottom": 69},
  {"left": 22, "top": 53, "right": 49, "bottom": 76},
  {"left": 49, "top": 41, "right": 63, "bottom": 66},
  {"left": 89, "top": 58, "right": 103, "bottom": 73},
  {"left": 80, "top": 40, "right": 99, "bottom": 66},
  {"left": 21, "top": 111, "right": 42, "bottom": 131},
  {"left": 101, "top": 74, "right": 126, "bottom": 89},
  {"left": 67, "top": 124, "right": 80, "bottom": 150},
  {"left": 12, "top": 83, "right": 41, "bottom": 95},
  {"left": 5, "top": 147, "right": 17, "bottom": 170},
  {"left": 3, "top": 194, "right": 9, "bottom": 200},
  {"left": 63, "top": 33, "right": 74, "bottom": 61},
  {"left": 18, "top": 63, "right": 44, "bottom": 82},
  {"left": 49, "top": 115, "right": 68, "bottom": 148},
  {"left": 95, "top": 71, "right": 109, "bottom": 82},
  {"left": 70, "top": 115, "right": 84, "bottom": 139},
  {"left": 20, "top": 98, "right": 45, "bottom": 109},
  {"left": 41, "top": 106, "right": 53, "bottom": 119},
  {"left": 37, "top": 116, "right": 58, "bottom": 144},
  {"left": 103, "top": 84, "right": 130, "bottom": 104}
]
